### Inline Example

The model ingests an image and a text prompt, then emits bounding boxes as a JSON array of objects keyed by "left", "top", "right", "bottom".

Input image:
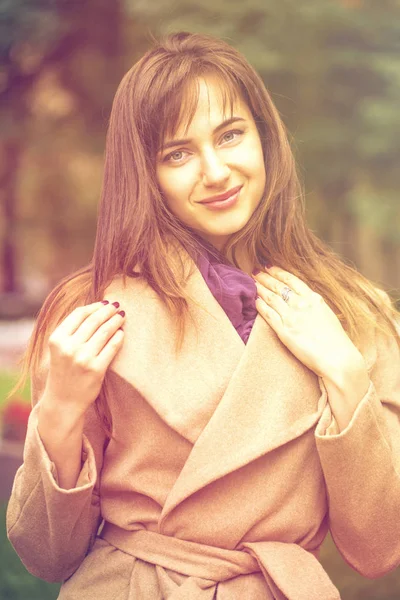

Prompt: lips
[{"left": 198, "top": 185, "right": 242, "bottom": 204}]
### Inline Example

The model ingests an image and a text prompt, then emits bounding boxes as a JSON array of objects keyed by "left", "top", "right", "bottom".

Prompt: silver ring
[{"left": 281, "top": 285, "right": 292, "bottom": 303}]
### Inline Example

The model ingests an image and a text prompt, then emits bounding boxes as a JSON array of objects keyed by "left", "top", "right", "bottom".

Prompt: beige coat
[{"left": 6, "top": 252, "right": 400, "bottom": 599}]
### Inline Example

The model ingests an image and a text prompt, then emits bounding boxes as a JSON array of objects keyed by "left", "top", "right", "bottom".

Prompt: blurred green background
[{"left": 0, "top": 0, "right": 399, "bottom": 598}]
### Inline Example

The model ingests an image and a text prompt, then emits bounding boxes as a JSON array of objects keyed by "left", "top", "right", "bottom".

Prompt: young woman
[{"left": 6, "top": 31, "right": 400, "bottom": 600}]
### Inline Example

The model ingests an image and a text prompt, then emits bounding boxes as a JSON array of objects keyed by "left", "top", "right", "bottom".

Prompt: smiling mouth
[{"left": 199, "top": 185, "right": 243, "bottom": 204}]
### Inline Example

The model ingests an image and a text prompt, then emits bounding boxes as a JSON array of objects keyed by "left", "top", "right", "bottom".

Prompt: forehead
[{"left": 162, "top": 75, "right": 249, "bottom": 142}]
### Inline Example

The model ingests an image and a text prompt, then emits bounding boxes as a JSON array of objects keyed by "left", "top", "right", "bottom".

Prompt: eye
[
  {"left": 220, "top": 129, "right": 244, "bottom": 144},
  {"left": 163, "top": 149, "right": 188, "bottom": 164}
]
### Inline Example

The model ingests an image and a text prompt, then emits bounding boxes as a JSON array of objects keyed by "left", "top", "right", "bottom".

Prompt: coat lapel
[
  {"left": 159, "top": 300, "right": 327, "bottom": 526},
  {"left": 106, "top": 249, "right": 246, "bottom": 445},
  {"left": 105, "top": 246, "right": 328, "bottom": 527}
]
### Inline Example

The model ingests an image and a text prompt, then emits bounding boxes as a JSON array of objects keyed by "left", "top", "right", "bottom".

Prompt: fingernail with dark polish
[
  {"left": 112, "top": 301, "right": 120, "bottom": 308},
  {"left": 252, "top": 269, "right": 260, "bottom": 276},
  {"left": 118, "top": 310, "right": 125, "bottom": 317},
  {"left": 101, "top": 300, "right": 109, "bottom": 305}
]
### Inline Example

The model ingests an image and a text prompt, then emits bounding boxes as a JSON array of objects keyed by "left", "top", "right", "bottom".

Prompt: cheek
[
  {"left": 239, "top": 137, "right": 265, "bottom": 175},
  {"left": 156, "top": 170, "right": 180, "bottom": 200},
  {"left": 156, "top": 168, "right": 194, "bottom": 212}
]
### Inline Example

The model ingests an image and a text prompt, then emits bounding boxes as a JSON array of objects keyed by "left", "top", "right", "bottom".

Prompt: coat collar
[{"left": 106, "top": 246, "right": 329, "bottom": 524}]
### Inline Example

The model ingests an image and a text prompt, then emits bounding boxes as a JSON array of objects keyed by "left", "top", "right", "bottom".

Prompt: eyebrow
[{"left": 159, "top": 116, "right": 247, "bottom": 153}]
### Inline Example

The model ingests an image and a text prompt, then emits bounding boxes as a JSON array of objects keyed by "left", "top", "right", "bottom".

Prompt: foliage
[
  {"left": 0, "top": 0, "right": 146, "bottom": 291},
  {"left": 0, "top": 370, "right": 31, "bottom": 411},
  {"left": 0, "top": 0, "right": 61, "bottom": 63},
  {"left": 0, "top": 371, "right": 30, "bottom": 410}
]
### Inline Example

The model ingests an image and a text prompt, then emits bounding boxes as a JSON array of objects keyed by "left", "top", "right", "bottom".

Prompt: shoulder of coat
[{"left": 104, "top": 272, "right": 151, "bottom": 300}]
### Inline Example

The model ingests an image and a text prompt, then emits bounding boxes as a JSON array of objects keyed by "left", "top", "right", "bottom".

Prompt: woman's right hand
[{"left": 42, "top": 300, "right": 126, "bottom": 418}]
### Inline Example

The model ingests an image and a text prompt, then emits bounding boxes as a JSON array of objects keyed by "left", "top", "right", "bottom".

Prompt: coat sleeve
[
  {"left": 6, "top": 352, "right": 109, "bottom": 583},
  {"left": 314, "top": 309, "right": 400, "bottom": 579}
]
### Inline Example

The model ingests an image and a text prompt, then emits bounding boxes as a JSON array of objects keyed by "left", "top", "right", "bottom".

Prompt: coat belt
[{"left": 99, "top": 521, "right": 340, "bottom": 600}]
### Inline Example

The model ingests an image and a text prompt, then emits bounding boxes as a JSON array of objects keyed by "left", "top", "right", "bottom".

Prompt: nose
[{"left": 201, "top": 149, "right": 230, "bottom": 187}]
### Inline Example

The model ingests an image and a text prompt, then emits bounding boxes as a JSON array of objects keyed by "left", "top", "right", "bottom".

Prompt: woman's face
[{"left": 155, "top": 77, "right": 266, "bottom": 251}]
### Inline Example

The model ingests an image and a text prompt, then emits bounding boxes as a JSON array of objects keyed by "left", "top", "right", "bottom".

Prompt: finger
[
  {"left": 254, "top": 272, "right": 300, "bottom": 302},
  {"left": 72, "top": 302, "right": 122, "bottom": 345},
  {"left": 84, "top": 312, "right": 126, "bottom": 357},
  {"left": 94, "top": 327, "right": 125, "bottom": 372},
  {"left": 254, "top": 280, "right": 290, "bottom": 317},
  {"left": 256, "top": 296, "right": 283, "bottom": 333},
  {"left": 55, "top": 302, "right": 109, "bottom": 337},
  {"left": 265, "top": 266, "right": 312, "bottom": 296}
]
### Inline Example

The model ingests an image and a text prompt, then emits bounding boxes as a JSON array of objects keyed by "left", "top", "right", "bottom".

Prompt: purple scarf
[{"left": 194, "top": 241, "right": 258, "bottom": 345}]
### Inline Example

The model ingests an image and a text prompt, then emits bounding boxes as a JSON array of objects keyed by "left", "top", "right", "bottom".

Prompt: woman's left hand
[{"left": 252, "top": 266, "right": 364, "bottom": 378}]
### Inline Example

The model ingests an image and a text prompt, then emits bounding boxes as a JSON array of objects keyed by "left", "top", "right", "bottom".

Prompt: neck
[{"left": 225, "top": 246, "right": 256, "bottom": 277}]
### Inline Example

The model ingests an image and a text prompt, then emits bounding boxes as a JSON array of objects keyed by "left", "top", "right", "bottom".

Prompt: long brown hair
[{"left": 9, "top": 31, "right": 400, "bottom": 439}]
